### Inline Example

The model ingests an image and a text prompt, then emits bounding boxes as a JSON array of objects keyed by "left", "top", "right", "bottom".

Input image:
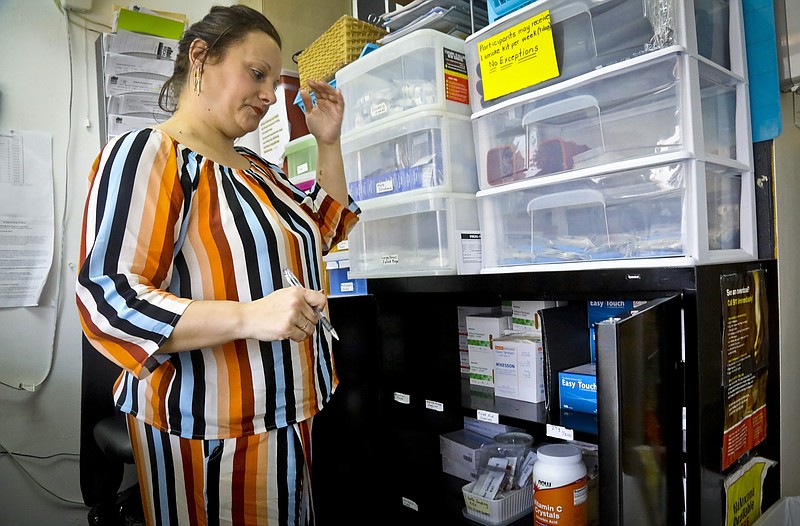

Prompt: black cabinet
[{"left": 316, "top": 260, "right": 780, "bottom": 526}]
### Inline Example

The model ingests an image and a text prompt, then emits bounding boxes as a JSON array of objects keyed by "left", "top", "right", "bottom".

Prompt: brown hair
[{"left": 158, "top": 5, "right": 282, "bottom": 112}]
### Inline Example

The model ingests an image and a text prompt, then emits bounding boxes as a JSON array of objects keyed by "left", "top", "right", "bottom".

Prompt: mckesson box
[
  {"left": 478, "top": 156, "right": 755, "bottom": 271},
  {"left": 342, "top": 110, "right": 478, "bottom": 203},
  {"left": 458, "top": 306, "right": 497, "bottom": 376},
  {"left": 467, "top": 313, "right": 511, "bottom": 387},
  {"left": 348, "top": 193, "right": 480, "bottom": 278},
  {"left": 472, "top": 49, "right": 749, "bottom": 190},
  {"left": 465, "top": 0, "right": 745, "bottom": 113},
  {"left": 336, "top": 29, "right": 471, "bottom": 135},
  {"left": 559, "top": 363, "right": 597, "bottom": 414},
  {"left": 493, "top": 334, "right": 545, "bottom": 403}
]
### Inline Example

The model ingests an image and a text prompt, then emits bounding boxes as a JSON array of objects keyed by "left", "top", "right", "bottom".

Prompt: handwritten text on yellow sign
[{"left": 477, "top": 10, "right": 559, "bottom": 101}]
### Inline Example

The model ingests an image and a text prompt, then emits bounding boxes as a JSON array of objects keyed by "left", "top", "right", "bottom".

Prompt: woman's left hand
[{"left": 300, "top": 79, "right": 344, "bottom": 146}]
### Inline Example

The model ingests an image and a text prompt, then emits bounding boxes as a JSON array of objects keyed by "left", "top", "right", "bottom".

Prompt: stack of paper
[
  {"left": 100, "top": 29, "right": 178, "bottom": 143},
  {"left": 374, "top": 0, "right": 489, "bottom": 44}
]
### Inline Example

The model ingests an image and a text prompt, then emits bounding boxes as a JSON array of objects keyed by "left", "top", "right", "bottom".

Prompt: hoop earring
[{"left": 193, "top": 67, "right": 202, "bottom": 96}]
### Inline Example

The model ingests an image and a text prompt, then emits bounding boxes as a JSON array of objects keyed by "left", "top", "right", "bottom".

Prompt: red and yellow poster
[{"left": 720, "top": 270, "right": 768, "bottom": 470}]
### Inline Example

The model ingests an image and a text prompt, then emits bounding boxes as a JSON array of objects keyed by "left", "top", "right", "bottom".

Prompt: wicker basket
[{"left": 297, "top": 15, "right": 386, "bottom": 91}]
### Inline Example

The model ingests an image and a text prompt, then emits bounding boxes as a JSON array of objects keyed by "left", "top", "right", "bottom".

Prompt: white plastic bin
[
  {"left": 754, "top": 497, "right": 800, "bottom": 526},
  {"left": 472, "top": 49, "right": 748, "bottom": 190},
  {"left": 465, "top": 0, "right": 745, "bottom": 113},
  {"left": 478, "top": 155, "right": 756, "bottom": 271},
  {"left": 462, "top": 481, "right": 533, "bottom": 525},
  {"left": 348, "top": 193, "right": 480, "bottom": 278},
  {"left": 336, "top": 29, "right": 471, "bottom": 135},
  {"left": 342, "top": 110, "right": 478, "bottom": 203}
]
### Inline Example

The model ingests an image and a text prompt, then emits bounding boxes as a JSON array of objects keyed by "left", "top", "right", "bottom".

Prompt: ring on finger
[{"left": 301, "top": 320, "right": 309, "bottom": 331}]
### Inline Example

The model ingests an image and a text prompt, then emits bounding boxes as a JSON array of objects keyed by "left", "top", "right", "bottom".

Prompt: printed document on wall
[{"left": 0, "top": 130, "right": 54, "bottom": 308}]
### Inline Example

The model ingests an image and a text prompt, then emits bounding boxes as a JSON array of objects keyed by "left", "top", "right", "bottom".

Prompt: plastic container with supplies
[
  {"left": 297, "top": 15, "right": 386, "bottom": 91},
  {"left": 342, "top": 110, "right": 478, "bottom": 203},
  {"left": 463, "top": 480, "right": 534, "bottom": 525},
  {"left": 472, "top": 49, "right": 747, "bottom": 190},
  {"left": 465, "top": 0, "right": 745, "bottom": 113},
  {"left": 348, "top": 192, "right": 480, "bottom": 278},
  {"left": 335, "top": 28, "right": 471, "bottom": 135},
  {"left": 324, "top": 257, "right": 368, "bottom": 297},
  {"left": 488, "top": 0, "right": 537, "bottom": 23},
  {"left": 478, "top": 156, "right": 756, "bottom": 271}
]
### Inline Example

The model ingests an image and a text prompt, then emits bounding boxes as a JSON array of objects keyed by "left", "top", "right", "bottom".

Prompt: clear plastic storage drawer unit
[
  {"left": 472, "top": 49, "right": 747, "bottom": 189},
  {"left": 465, "top": 0, "right": 745, "bottom": 113},
  {"left": 478, "top": 155, "right": 756, "bottom": 271},
  {"left": 342, "top": 110, "right": 478, "bottom": 203},
  {"left": 348, "top": 193, "right": 480, "bottom": 278},
  {"left": 336, "top": 29, "right": 471, "bottom": 135}
]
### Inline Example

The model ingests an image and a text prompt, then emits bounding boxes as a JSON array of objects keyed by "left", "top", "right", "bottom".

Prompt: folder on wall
[{"left": 113, "top": 7, "right": 186, "bottom": 40}]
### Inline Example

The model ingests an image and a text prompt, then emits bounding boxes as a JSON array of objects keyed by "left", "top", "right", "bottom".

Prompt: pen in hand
[{"left": 282, "top": 268, "right": 339, "bottom": 340}]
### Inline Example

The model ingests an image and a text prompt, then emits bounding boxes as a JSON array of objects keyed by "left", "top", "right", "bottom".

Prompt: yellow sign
[
  {"left": 724, "top": 457, "right": 775, "bottom": 526},
  {"left": 477, "top": 11, "right": 559, "bottom": 101}
]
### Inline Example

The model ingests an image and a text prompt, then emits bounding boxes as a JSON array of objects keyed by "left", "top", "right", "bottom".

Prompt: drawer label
[
  {"left": 477, "top": 10, "right": 559, "bottom": 101},
  {"left": 296, "top": 162, "right": 309, "bottom": 175},
  {"left": 375, "top": 180, "right": 394, "bottom": 194},
  {"left": 401, "top": 497, "right": 419, "bottom": 511},
  {"left": 370, "top": 101, "right": 388, "bottom": 117},
  {"left": 394, "top": 392, "right": 410, "bottom": 404},
  {"left": 381, "top": 254, "right": 399, "bottom": 265},
  {"left": 425, "top": 400, "right": 444, "bottom": 412},
  {"left": 340, "top": 282, "right": 354, "bottom": 293}
]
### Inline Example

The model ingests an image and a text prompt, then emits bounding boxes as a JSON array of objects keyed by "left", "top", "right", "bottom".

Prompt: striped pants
[{"left": 127, "top": 415, "right": 314, "bottom": 526}]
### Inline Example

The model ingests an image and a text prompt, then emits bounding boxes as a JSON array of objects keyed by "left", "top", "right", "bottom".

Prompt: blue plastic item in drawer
[
  {"left": 327, "top": 265, "right": 368, "bottom": 297},
  {"left": 488, "top": 0, "right": 536, "bottom": 22}
]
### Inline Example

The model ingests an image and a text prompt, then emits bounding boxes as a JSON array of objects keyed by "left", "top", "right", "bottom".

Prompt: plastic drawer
[
  {"left": 336, "top": 29, "right": 471, "bottom": 135},
  {"left": 472, "top": 49, "right": 748, "bottom": 190},
  {"left": 465, "top": 0, "right": 745, "bottom": 113},
  {"left": 342, "top": 110, "right": 478, "bottom": 203},
  {"left": 284, "top": 134, "right": 317, "bottom": 182},
  {"left": 478, "top": 155, "right": 756, "bottom": 271},
  {"left": 348, "top": 193, "right": 480, "bottom": 278}
]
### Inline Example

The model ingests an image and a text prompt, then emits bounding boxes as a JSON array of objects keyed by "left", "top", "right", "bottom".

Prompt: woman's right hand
[{"left": 243, "top": 286, "right": 328, "bottom": 342}]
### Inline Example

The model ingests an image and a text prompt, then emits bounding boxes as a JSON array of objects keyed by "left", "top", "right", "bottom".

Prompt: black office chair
[{"left": 80, "top": 338, "right": 143, "bottom": 525}]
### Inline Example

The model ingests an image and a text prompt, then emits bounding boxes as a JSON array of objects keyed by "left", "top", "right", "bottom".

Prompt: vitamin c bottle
[{"left": 533, "top": 444, "right": 588, "bottom": 526}]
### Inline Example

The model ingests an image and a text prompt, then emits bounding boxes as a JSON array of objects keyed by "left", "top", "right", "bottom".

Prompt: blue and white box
[
  {"left": 559, "top": 363, "right": 597, "bottom": 414},
  {"left": 588, "top": 300, "right": 644, "bottom": 362}
]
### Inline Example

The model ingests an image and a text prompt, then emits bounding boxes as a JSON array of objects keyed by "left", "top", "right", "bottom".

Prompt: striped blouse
[{"left": 76, "top": 128, "right": 360, "bottom": 440}]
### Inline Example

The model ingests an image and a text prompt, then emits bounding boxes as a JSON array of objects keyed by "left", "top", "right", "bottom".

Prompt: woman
[{"left": 76, "top": 5, "right": 359, "bottom": 525}]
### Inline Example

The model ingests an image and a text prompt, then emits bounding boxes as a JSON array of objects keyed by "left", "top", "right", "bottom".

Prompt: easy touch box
[
  {"left": 587, "top": 300, "right": 645, "bottom": 362},
  {"left": 467, "top": 313, "right": 512, "bottom": 387},
  {"left": 493, "top": 334, "right": 545, "bottom": 404},
  {"left": 558, "top": 363, "right": 597, "bottom": 414}
]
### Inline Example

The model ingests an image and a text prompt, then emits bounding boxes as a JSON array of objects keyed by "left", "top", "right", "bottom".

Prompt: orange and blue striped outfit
[{"left": 76, "top": 128, "right": 359, "bottom": 525}]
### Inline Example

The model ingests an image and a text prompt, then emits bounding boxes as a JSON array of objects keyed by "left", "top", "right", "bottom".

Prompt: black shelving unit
[{"left": 315, "top": 260, "right": 780, "bottom": 526}]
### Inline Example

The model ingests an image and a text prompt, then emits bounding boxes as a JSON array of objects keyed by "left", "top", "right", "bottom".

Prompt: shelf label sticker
[
  {"left": 464, "top": 491, "right": 491, "bottom": 514},
  {"left": 477, "top": 10, "right": 559, "bottom": 101},
  {"left": 425, "top": 400, "right": 444, "bottom": 412},
  {"left": 340, "top": 282, "right": 354, "bottom": 293},
  {"left": 401, "top": 497, "right": 419, "bottom": 511},
  {"left": 546, "top": 423, "right": 574, "bottom": 441},
  {"left": 394, "top": 392, "right": 411, "bottom": 404},
  {"left": 476, "top": 409, "right": 499, "bottom": 424}
]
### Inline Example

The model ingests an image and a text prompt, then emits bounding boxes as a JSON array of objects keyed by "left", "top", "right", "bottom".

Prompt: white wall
[
  {"left": 0, "top": 2, "right": 230, "bottom": 524},
  {"left": 774, "top": 90, "right": 800, "bottom": 497}
]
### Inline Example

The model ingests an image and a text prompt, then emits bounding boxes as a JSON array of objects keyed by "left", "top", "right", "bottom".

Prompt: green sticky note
[{"left": 116, "top": 9, "right": 185, "bottom": 40}]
